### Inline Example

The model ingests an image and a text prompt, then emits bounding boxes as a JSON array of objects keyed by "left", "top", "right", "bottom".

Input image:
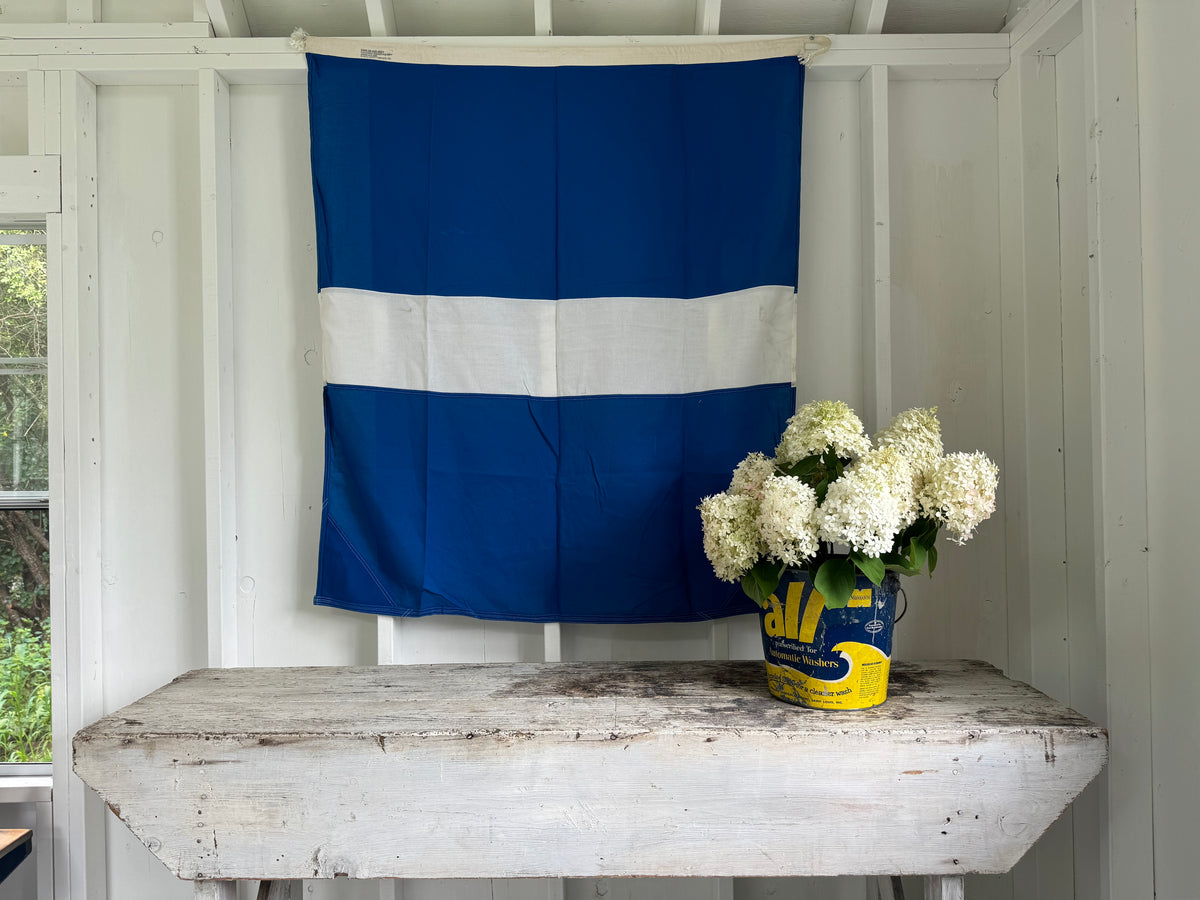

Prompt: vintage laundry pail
[{"left": 758, "top": 568, "right": 899, "bottom": 710}]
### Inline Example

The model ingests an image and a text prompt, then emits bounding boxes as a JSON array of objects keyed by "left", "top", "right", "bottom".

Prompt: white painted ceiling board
[
  {"left": 884, "top": 0, "right": 1009, "bottom": 33},
  {"left": 243, "top": 0, "right": 369, "bottom": 37},
  {"left": 0, "top": 0, "right": 67, "bottom": 22},
  {"left": 391, "top": 0, "right": 535, "bottom": 37},
  {"left": 101, "top": 0, "right": 192, "bottom": 23},
  {"left": 551, "top": 0, "right": 698, "bottom": 36},
  {"left": 720, "top": 0, "right": 853, "bottom": 36}
]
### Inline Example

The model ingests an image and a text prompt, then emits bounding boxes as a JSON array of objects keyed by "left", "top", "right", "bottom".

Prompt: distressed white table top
[{"left": 74, "top": 660, "right": 1107, "bottom": 881}]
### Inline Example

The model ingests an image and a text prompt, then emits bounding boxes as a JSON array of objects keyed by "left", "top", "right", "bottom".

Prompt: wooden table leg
[
  {"left": 257, "top": 880, "right": 303, "bottom": 899},
  {"left": 194, "top": 881, "right": 237, "bottom": 899},
  {"left": 924, "top": 875, "right": 964, "bottom": 900}
]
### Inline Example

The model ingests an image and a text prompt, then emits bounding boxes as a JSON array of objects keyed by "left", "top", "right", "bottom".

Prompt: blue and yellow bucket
[{"left": 758, "top": 569, "right": 899, "bottom": 710}]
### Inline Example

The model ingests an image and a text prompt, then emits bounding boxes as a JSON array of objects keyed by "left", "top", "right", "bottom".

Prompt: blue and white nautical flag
[{"left": 308, "top": 47, "right": 802, "bottom": 622}]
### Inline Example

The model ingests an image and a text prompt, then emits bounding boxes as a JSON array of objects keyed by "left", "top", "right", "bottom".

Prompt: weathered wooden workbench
[{"left": 73, "top": 659, "right": 1106, "bottom": 898}]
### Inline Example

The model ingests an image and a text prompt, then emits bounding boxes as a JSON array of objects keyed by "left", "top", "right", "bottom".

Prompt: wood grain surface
[{"left": 73, "top": 660, "right": 1106, "bottom": 882}]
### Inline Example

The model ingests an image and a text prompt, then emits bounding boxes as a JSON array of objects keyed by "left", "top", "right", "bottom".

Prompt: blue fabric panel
[
  {"left": 555, "top": 59, "right": 802, "bottom": 300},
  {"left": 315, "top": 383, "right": 794, "bottom": 622},
  {"left": 307, "top": 53, "right": 802, "bottom": 300}
]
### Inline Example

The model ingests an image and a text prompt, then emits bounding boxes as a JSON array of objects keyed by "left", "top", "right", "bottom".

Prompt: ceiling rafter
[
  {"left": 205, "top": 0, "right": 250, "bottom": 38},
  {"left": 696, "top": 0, "right": 722, "bottom": 35},
  {"left": 534, "top": 0, "right": 552, "bottom": 36},
  {"left": 66, "top": 0, "right": 101, "bottom": 23},
  {"left": 364, "top": 0, "right": 397, "bottom": 37},
  {"left": 851, "top": 0, "right": 889, "bottom": 34}
]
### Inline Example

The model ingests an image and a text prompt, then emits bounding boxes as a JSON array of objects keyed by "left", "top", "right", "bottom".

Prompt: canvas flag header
[{"left": 309, "top": 49, "right": 803, "bottom": 622}]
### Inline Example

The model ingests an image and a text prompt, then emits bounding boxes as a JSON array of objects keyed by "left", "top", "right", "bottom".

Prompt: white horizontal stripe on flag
[{"left": 320, "top": 285, "right": 795, "bottom": 397}]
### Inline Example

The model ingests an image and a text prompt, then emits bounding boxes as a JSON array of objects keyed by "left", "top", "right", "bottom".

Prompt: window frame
[{"left": 0, "top": 223, "right": 55, "bottom": 900}]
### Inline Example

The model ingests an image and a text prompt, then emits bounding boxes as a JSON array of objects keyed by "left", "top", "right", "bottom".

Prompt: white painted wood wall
[{"left": 1, "top": 0, "right": 1195, "bottom": 898}]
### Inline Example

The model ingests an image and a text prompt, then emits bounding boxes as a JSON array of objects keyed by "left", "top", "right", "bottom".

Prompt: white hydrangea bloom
[
  {"left": 874, "top": 407, "right": 940, "bottom": 526},
  {"left": 775, "top": 400, "right": 871, "bottom": 465},
  {"left": 816, "top": 446, "right": 914, "bottom": 557},
  {"left": 919, "top": 451, "right": 1000, "bottom": 544},
  {"left": 698, "top": 492, "right": 763, "bottom": 582},
  {"left": 728, "top": 451, "right": 777, "bottom": 497},
  {"left": 874, "top": 407, "right": 943, "bottom": 467},
  {"left": 756, "top": 475, "right": 820, "bottom": 567}
]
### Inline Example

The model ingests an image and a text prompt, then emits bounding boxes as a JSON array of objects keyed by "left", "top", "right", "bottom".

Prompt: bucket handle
[{"left": 894, "top": 586, "right": 908, "bottom": 624}]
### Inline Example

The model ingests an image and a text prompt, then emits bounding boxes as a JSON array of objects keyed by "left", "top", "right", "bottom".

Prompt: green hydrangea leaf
[
  {"left": 850, "top": 551, "right": 885, "bottom": 586},
  {"left": 815, "top": 557, "right": 856, "bottom": 609},
  {"left": 741, "top": 560, "right": 783, "bottom": 609}
]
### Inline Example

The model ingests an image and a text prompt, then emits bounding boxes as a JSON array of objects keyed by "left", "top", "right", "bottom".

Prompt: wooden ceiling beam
[
  {"left": 534, "top": 0, "right": 552, "bottom": 36},
  {"left": 365, "top": 0, "right": 397, "bottom": 37},
  {"left": 696, "top": 0, "right": 722, "bottom": 35},
  {"left": 66, "top": 0, "right": 101, "bottom": 23},
  {"left": 850, "top": 0, "right": 889, "bottom": 34},
  {"left": 205, "top": 0, "right": 250, "bottom": 38}
]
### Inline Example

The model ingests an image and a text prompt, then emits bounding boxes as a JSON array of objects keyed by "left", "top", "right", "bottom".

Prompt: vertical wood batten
[
  {"left": 194, "top": 882, "right": 237, "bottom": 900},
  {"left": 1055, "top": 32, "right": 1105, "bottom": 900},
  {"left": 43, "top": 73, "right": 62, "bottom": 168},
  {"left": 536, "top": 46, "right": 562, "bottom": 900},
  {"left": 923, "top": 875, "right": 964, "bottom": 900},
  {"left": 1136, "top": 6, "right": 1200, "bottom": 899},
  {"left": 996, "top": 63, "right": 1031, "bottom": 688},
  {"left": 376, "top": 616, "right": 395, "bottom": 665},
  {"left": 1083, "top": 0, "right": 1153, "bottom": 896},
  {"left": 26, "top": 70, "right": 45, "bottom": 156},
  {"left": 199, "top": 68, "right": 240, "bottom": 669},
  {"left": 859, "top": 64, "right": 890, "bottom": 435},
  {"left": 699, "top": 14, "right": 731, "bottom": 897},
  {"left": 57, "top": 70, "right": 108, "bottom": 900},
  {"left": 998, "top": 47, "right": 1074, "bottom": 900}
]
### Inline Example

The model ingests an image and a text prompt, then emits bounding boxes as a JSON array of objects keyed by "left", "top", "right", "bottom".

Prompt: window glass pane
[
  {"left": 0, "top": 231, "right": 47, "bottom": 359},
  {"left": 0, "top": 508, "right": 50, "bottom": 763},
  {"left": 0, "top": 230, "right": 50, "bottom": 765},
  {"left": 0, "top": 370, "right": 48, "bottom": 493}
]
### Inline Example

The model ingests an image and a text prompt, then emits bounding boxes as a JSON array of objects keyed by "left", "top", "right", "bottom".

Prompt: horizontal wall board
[
  {"left": 15, "top": 34, "right": 1013, "bottom": 83},
  {"left": 0, "top": 22, "right": 212, "bottom": 38}
]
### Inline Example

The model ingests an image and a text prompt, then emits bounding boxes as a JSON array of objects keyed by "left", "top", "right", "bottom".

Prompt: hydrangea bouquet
[{"left": 698, "top": 400, "right": 999, "bottom": 611}]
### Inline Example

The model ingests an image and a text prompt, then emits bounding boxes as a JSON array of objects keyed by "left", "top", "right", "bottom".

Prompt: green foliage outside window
[
  {"left": 0, "top": 231, "right": 51, "bottom": 763},
  {"left": 0, "top": 624, "right": 51, "bottom": 762}
]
